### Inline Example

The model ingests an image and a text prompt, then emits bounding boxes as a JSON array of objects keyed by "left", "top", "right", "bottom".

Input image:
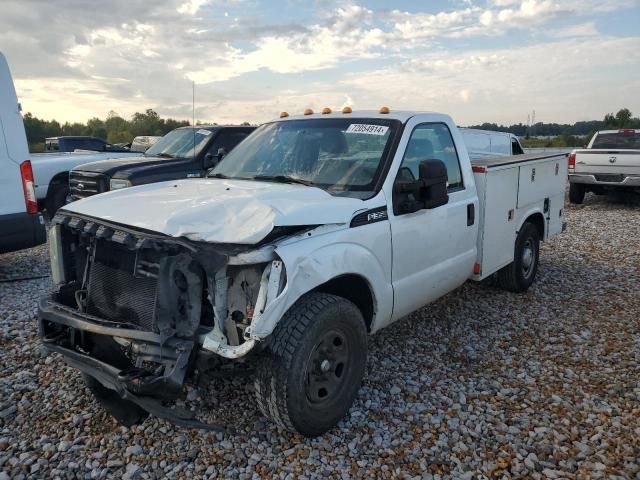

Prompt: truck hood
[
  {"left": 72, "top": 155, "right": 180, "bottom": 175},
  {"left": 61, "top": 178, "right": 365, "bottom": 244}
]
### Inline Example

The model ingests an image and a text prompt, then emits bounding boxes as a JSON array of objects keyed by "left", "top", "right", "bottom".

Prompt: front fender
[{"left": 251, "top": 225, "right": 393, "bottom": 338}]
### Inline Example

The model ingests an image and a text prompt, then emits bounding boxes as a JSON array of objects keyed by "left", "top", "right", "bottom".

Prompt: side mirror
[
  {"left": 419, "top": 159, "right": 449, "bottom": 209},
  {"left": 393, "top": 159, "right": 449, "bottom": 214},
  {"left": 203, "top": 153, "right": 216, "bottom": 168},
  {"left": 203, "top": 148, "right": 227, "bottom": 168}
]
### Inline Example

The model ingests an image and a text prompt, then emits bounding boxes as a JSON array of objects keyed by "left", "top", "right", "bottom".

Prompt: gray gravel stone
[{"left": 1, "top": 193, "right": 639, "bottom": 478}]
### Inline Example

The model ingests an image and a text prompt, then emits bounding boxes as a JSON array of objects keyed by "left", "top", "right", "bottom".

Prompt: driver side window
[{"left": 398, "top": 123, "right": 463, "bottom": 190}]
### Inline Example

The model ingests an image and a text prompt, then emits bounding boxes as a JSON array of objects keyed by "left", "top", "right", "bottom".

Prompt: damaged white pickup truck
[{"left": 39, "top": 109, "right": 567, "bottom": 437}]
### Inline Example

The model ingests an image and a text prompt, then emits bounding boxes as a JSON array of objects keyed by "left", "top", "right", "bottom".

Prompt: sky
[{"left": 1, "top": 0, "right": 639, "bottom": 126}]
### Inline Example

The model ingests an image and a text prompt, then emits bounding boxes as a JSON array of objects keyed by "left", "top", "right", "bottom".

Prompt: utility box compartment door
[
  {"left": 478, "top": 167, "right": 519, "bottom": 276},
  {"left": 517, "top": 159, "right": 564, "bottom": 208}
]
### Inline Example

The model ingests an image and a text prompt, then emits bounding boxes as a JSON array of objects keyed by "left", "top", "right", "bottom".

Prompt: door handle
[{"left": 467, "top": 203, "right": 475, "bottom": 226}]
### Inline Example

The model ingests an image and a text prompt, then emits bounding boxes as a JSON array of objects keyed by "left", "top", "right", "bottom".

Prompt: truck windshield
[
  {"left": 210, "top": 118, "right": 398, "bottom": 197},
  {"left": 146, "top": 128, "right": 212, "bottom": 158},
  {"left": 591, "top": 132, "right": 640, "bottom": 149}
]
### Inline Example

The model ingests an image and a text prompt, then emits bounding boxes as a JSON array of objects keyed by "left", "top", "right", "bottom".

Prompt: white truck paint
[
  {"left": 41, "top": 110, "right": 567, "bottom": 436},
  {"left": 0, "top": 51, "right": 46, "bottom": 253},
  {"left": 568, "top": 129, "right": 640, "bottom": 203},
  {"left": 31, "top": 150, "right": 143, "bottom": 215}
]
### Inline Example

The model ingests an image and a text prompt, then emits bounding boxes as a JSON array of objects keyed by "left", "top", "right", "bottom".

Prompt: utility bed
[{"left": 471, "top": 152, "right": 568, "bottom": 280}]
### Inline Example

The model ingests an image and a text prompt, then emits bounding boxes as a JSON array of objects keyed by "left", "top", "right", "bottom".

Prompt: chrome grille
[{"left": 69, "top": 171, "right": 108, "bottom": 200}]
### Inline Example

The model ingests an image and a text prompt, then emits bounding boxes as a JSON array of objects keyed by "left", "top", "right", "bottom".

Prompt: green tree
[{"left": 615, "top": 108, "right": 633, "bottom": 127}]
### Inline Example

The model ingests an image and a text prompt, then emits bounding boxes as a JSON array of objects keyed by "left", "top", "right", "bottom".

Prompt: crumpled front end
[{"left": 39, "top": 212, "right": 288, "bottom": 428}]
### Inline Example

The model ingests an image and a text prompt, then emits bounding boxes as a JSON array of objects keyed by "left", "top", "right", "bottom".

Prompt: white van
[
  {"left": 461, "top": 128, "right": 524, "bottom": 160},
  {"left": 0, "top": 52, "right": 46, "bottom": 253}
]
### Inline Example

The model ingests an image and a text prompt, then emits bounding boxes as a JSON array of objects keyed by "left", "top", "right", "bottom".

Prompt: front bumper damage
[
  {"left": 39, "top": 212, "right": 288, "bottom": 430},
  {"left": 39, "top": 300, "right": 220, "bottom": 429}
]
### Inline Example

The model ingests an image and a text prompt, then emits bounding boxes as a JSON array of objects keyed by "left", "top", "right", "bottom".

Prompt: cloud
[
  {"left": 177, "top": 0, "right": 211, "bottom": 14},
  {"left": 551, "top": 21, "right": 599, "bottom": 38},
  {"left": 0, "top": 0, "right": 638, "bottom": 125},
  {"left": 339, "top": 36, "right": 640, "bottom": 125},
  {"left": 186, "top": 5, "right": 385, "bottom": 83}
]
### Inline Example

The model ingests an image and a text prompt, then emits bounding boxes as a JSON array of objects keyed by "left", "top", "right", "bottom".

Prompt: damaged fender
[{"left": 247, "top": 221, "right": 394, "bottom": 340}]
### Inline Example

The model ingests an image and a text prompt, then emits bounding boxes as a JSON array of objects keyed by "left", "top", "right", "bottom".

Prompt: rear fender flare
[{"left": 517, "top": 207, "right": 546, "bottom": 240}]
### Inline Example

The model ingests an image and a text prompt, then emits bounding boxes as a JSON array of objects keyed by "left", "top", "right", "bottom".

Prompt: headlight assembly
[{"left": 109, "top": 178, "right": 132, "bottom": 190}]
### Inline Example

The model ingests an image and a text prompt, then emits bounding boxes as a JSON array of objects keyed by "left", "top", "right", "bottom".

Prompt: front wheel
[
  {"left": 497, "top": 222, "right": 540, "bottom": 293},
  {"left": 82, "top": 335, "right": 148, "bottom": 427},
  {"left": 45, "top": 183, "right": 70, "bottom": 218},
  {"left": 254, "top": 293, "right": 367, "bottom": 437}
]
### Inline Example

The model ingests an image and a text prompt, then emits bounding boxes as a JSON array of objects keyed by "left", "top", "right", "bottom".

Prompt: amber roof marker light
[
  {"left": 303, "top": 108, "right": 314, "bottom": 115},
  {"left": 322, "top": 107, "right": 332, "bottom": 114},
  {"left": 342, "top": 106, "right": 352, "bottom": 114},
  {"left": 379, "top": 106, "right": 390, "bottom": 114},
  {"left": 279, "top": 111, "right": 289, "bottom": 118}
]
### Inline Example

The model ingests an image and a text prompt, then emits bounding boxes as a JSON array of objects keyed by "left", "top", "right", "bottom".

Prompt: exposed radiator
[{"left": 86, "top": 242, "right": 158, "bottom": 331}]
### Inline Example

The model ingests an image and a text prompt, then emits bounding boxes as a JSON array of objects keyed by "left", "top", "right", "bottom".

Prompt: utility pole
[{"left": 531, "top": 110, "right": 536, "bottom": 138}]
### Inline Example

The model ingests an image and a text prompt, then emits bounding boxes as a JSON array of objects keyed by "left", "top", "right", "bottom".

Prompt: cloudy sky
[{"left": 1, "top": 0, "right": 639, "bottom": 126}]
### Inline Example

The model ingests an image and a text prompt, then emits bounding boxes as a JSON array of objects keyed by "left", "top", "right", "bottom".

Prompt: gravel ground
[{"left": 1, "top": 193, "right": 639, "bottom": 479}]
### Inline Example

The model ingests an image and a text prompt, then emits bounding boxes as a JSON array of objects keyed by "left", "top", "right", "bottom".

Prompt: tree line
[
  {"left": 23, "top": 107, "right": 639, "bottom": 152},
  {"left": 24, "top": 109, "right": 191, "bottom": 152},
  {"left": 467, "top": 108, "right": 639, "bottom": 148}
]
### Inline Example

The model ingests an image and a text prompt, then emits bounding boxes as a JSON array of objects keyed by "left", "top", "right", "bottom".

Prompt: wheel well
[
  {"left": 523, "top": 212, "right": 545, "bottom": 240},
  {"left": 47, "top": 171, "right": 69, "bottom": 196},
  {"left": 312, "top": 274, "right": 375, "bottom": 332}
]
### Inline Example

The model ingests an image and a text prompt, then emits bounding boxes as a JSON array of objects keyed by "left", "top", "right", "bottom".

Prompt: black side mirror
[
  {"left": 393, "top": 159, "right": 449, "bottom": 214},
  {"left": 419, "top": 160, "right": 449, "bottom": 209},
  {"left": 203, "top": 153, "right": 216, "bottom": 168},
  {"left": 203, "top": 148, "right": 227, "bottom": 168}
]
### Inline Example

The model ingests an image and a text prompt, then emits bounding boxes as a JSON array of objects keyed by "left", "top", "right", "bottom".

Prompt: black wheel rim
[{"left": 305, "top": 329, "right": 350, "bottom": 404}]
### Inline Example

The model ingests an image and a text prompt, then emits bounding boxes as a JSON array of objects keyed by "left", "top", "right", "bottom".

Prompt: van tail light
[
  {"left": 20, "top": 160, "right": 39, "bottom": 214},
  {"left": 568, "top": 152, "right": 576, "bottom": 172}
]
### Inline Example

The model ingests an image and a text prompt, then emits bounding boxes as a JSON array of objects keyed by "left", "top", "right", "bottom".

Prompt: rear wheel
[
  {"left": 254, "top": 293, "right": 367, "bottom": 437},
  {"left": 497, "top": 222, "right": 540, "bottom": 293},
  {"left": 569, "top": 183, "right": 585, "bottom": 204}
]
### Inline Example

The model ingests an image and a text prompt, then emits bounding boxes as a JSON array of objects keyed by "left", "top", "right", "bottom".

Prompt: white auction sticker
[
  {"left": 345, "top": 124, "right": 389, "bottom": 136},
  {"left": 196, "top": 129, "right": 213, "bottom": 136}
]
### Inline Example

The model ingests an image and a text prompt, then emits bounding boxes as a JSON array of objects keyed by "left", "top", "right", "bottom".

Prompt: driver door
[{"left": 388, "top": 120, "right": 478, "bottom": 321}]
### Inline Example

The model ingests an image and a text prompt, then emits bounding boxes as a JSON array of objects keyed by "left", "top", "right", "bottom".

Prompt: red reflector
[
  {"left": 568, "top": 152, "right": 576, "bottom": 170},
  {"left": 473, "top": 262, "right": 480, "bottom": 275},
  {"left": 472, "top": 165, "right": 486, "bottom": 173},
  {"left": 618, "top": 129, "right": 635, "bottom": 135},
  {"left": 20, "top": 160, "right": 38, "bottom": 214}
]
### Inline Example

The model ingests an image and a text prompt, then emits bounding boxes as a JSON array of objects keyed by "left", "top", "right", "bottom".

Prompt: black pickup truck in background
[
  {"left": 45, "top": 136, "right": 130, "bottom": 153},
  {"left": 68, "top": 125, "right": 255, "bottom": 201}
]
